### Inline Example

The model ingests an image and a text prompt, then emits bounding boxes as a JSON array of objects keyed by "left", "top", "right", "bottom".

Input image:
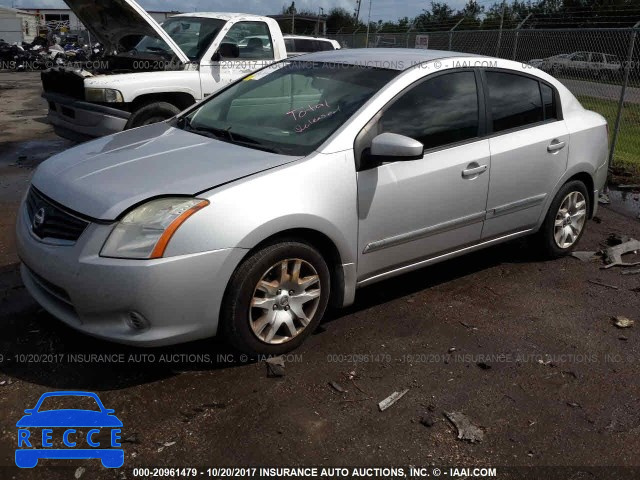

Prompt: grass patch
[{"left": 577, "top": 95, "right": 640, "bottom": 178}]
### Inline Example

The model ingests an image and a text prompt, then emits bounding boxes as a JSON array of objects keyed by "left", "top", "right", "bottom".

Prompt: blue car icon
[{"left": 16, "top": 391, "right": 124, "bottom": 468}]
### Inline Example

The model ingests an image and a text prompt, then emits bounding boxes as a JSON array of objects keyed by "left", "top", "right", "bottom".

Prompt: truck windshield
[
  {"left": 134, "top": 17, "right": 226, "bottom": 60},
  {"left": 177, "top": 62, "right": 399, "bottom": 156}
]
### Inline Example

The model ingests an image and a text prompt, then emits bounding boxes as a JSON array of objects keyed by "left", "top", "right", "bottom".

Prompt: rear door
[{"left": 482, "top": 70, "right": 569, "bottom": 239}]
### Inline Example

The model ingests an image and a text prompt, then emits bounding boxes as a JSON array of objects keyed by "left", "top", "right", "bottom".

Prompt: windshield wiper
[{"left": 177, "top": 118, "right": 281, "bottom": 154}]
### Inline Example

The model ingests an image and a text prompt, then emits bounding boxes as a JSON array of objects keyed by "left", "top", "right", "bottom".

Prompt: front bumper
[
  {"left": 43, "top": 92, "right": 130, "bottom": 142},
  {"left": 16, "top": 201, "right": 247, "bottom": 346}
]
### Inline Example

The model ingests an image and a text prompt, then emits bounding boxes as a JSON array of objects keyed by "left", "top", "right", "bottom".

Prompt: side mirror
[{"left": 369, "top": 132, "right": 424, "bottom": 162}]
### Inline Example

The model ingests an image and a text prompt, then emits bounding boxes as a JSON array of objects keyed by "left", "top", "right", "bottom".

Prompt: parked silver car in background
[{"left": 16, "top": 49, "right": 609, "bottom": 355}]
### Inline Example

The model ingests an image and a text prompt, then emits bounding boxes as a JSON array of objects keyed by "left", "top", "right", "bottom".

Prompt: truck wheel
[
  {"left": 125, "top": 101, "right": 181, "bottom": 129},
  {"left": 221, "top": 241, "right": 331, "bottom": 356}
]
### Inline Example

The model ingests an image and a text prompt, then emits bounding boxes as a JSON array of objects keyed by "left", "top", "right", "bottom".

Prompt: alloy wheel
[
  {"left": 553, "top": 191, "right": 587, "bottom": 249},
  {"left": 249, "top": 258, "right": 321, "bottom": 344}
]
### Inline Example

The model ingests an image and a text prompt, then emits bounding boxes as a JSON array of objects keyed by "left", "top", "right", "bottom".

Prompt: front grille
[
  {"left": 41, "top": 68, "right": 85, "bottom": 100},
  {"left": 26, "top": 188, "right": 89, "bottom": 242}
]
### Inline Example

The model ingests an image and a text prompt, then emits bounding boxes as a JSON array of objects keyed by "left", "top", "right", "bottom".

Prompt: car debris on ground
[
  {"left": 612, "top": 316, "right": 634, "bottom": 328},
  {"left": 265, "top": 356, "right": 285, "bottom": 377},
  {"left": 378, "top": 389, "right": 409, "bottom": 411},
  {"left": 588, "top": 279, "right": 619, "bottom": 290},
  {"left": 602, "top": 236, "right": 640, "bottom": 268},
  {"left": 329, "top": 381, "right": 347, "bottom": 393},
  {"left": 621, "top": 267, "right": 640, "bottom": 275},
  {"left": 444, "top": 411, "right": 485, "bottom": 443},
  {"left": 570, "top": 251, "right": 598, "bottom": 262}
]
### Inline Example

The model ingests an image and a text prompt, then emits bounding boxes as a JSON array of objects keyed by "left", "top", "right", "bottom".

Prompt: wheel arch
[
  {"left": 565, "top": 171, "right": 595, "bottom": 218},
  {"left": 130, "top": 92, "right": 196, "bottom": 111},
  {"left": 239, "top": 228, "right": 348, "bottom": 309},
  {"left": 537, "top": 165, "right": 597, "bottom": 230}
]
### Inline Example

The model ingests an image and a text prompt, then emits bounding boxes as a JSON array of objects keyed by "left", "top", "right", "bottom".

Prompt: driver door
[
  {"left": 356, "top": 70, "right": 490, "bottom": 280},
  {"left": 200, "top": 21, "right": 275, "bottom": 99}
]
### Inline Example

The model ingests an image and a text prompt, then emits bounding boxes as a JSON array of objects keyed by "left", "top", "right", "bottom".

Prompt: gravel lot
[{"left": 0, "top": 72, "right": 639, "bottom": 479}]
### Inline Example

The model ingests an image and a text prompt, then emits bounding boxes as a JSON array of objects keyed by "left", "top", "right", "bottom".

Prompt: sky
[{"left": 2, "top": 0, "right": 470, "bottom": 23}]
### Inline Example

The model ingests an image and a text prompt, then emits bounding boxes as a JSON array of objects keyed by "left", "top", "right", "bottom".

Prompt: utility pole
[
  {"left": 316, "top": 7, "right": 324, "bottom": 36},
  {"left": 365, "top": 0, "right": 372, "bottom": 47},
  {"left": 355, "top": 0, "right": 362, "bottom": 23},
  {"left": 496, "top": 0, "right": 506, "bottom": 57}
]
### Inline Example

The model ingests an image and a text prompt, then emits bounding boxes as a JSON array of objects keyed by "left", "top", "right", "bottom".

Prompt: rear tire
[
  {"left": 221, "top": 241, "right": 331, "bottom": 355},
  {"left": 537, "top": 180, "right": 590, "bottom": 258},
  {"left": 125, "top": 101, "right": 181, "bottom": 129}
]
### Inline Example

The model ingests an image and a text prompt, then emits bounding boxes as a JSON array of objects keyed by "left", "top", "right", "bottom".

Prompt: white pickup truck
[{"left": 42, "top": 0, "right": 287, "bottom": 141}]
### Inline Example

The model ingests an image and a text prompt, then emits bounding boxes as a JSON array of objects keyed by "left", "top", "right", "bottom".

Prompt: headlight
[
  {"left": 101, "top": 198, "right": 209, "bottom": 259},
  {"left": 85, "top": 88, "right": 124, "bottom": 103}
]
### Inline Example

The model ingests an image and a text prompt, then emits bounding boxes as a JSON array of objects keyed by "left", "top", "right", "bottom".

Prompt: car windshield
[
  {"left": 134, "top": 17, "right": 226, "bottom": 60},
  {"left": 37, "top": 395, "right": 101, "bottom": 412},
  {"left": 177, "top": 61, "right": 399, "bottom": 156}
]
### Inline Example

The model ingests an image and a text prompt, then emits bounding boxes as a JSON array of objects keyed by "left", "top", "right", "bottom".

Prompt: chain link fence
[{"left": 328, "top": 28, "right": 640, "bottom": 172}]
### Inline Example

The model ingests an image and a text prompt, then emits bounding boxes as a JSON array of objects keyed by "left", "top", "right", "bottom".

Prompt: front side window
[
  {"left": 220, "top": 22, "right": 274, "bottom": 60},
  {"left": 179, "top": 62, "right": 398, "bottom": 156},
  {"left": 486, "top": 71, "right": 543, "bottom": 132},
  {"left": 378, "top": 71, "right": 480, "bottom": 150}
]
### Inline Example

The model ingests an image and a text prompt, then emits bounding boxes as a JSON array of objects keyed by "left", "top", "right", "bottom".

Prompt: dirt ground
[{"left": 0, "top": 72, "right": 640, "bottom": 480}]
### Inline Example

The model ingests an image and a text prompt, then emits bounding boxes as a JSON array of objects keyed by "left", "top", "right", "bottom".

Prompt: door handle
[
  {"left": 547, "top": 140, "right": 566, "bottom": 152},
  {"left": 462, "top": 164, "right": 488, "bottom": 178}
]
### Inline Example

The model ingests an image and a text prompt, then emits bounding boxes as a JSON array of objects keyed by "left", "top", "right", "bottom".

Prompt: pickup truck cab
[{"left": 42, "top": 0, "right": 286, "bottom": 141}]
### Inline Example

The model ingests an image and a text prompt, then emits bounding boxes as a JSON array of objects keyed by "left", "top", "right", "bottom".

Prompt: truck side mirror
[{"left": 213, "top": 42, "right": 239, "bottom": 61}]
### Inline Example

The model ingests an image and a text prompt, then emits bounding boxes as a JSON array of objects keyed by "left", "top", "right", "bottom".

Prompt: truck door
[{"left": 200, "top": 21, "right": 276, "bottom": 99}]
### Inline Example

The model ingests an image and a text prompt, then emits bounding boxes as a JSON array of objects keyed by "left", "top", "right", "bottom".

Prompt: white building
[
  {"left": 0, "top": 6, "right": 38, "bottom": 43},
  {"left": 17, "top": 7, "right": 181, "bottom": 32}
]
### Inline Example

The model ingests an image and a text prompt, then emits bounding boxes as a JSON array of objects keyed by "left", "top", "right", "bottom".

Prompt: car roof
[
  {"left": 291, "top": 48, "right": 477, "bottom": 70},
  {"left": 172, "top": 12, "right": 270, "bottom": 21},
  {"left": 284, "top": 35, "right": 333, "bottom": 41}
]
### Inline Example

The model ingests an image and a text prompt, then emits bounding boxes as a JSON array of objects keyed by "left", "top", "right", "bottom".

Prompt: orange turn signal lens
[{"left": 149, "top": 200, "right": 209, "bottom": 259}]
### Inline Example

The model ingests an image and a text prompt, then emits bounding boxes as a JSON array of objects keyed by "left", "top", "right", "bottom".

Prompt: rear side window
[
  {"left": 541, "top": 83, "right": 557, "bottom": 120},
  {"left": 284, "top": 38, "right": 295, "bottom": 52},
  {"left": 296, "top": 39, "right": 315, "bottom": 52},
  {"left": 379, "top": 71, "right": 479, "bottom": 150},
  {"left": 320, "top": 40, "right": 334, "bottom": 51},
  {"left": 486, "top": 72, "right": 543, "bottom": 132}
]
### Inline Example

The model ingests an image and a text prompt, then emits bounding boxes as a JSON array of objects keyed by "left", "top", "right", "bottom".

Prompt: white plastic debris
[{"left": 378, "top": 389, "right": 409, "bottom": 412}]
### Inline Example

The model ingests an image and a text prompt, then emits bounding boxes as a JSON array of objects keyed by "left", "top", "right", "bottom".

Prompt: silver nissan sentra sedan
[{"left": 17, "top": 49, "right": 609, "bottom": 355}]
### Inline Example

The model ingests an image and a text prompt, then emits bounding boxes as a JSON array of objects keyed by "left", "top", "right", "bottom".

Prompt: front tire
[
  {"left": 538, "top": 180, "right": 590, "bottom": 258},
  {"left": 125, "top": 101, "right": 180, "bottom": 129},
  {"left": 221, "top": 241, "right": 331, "bottom": 355}
]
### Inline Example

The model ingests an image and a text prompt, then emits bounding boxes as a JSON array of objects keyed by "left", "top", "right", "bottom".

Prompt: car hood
[
  {"left": 17, "top": 410, "right": 123, "bottom": 428},
  {"left": 32, "top": 122, "right": 301, "bottom": 220},
  {"left": 63, "top": 0, "right": 189, "bottom": 63}
]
